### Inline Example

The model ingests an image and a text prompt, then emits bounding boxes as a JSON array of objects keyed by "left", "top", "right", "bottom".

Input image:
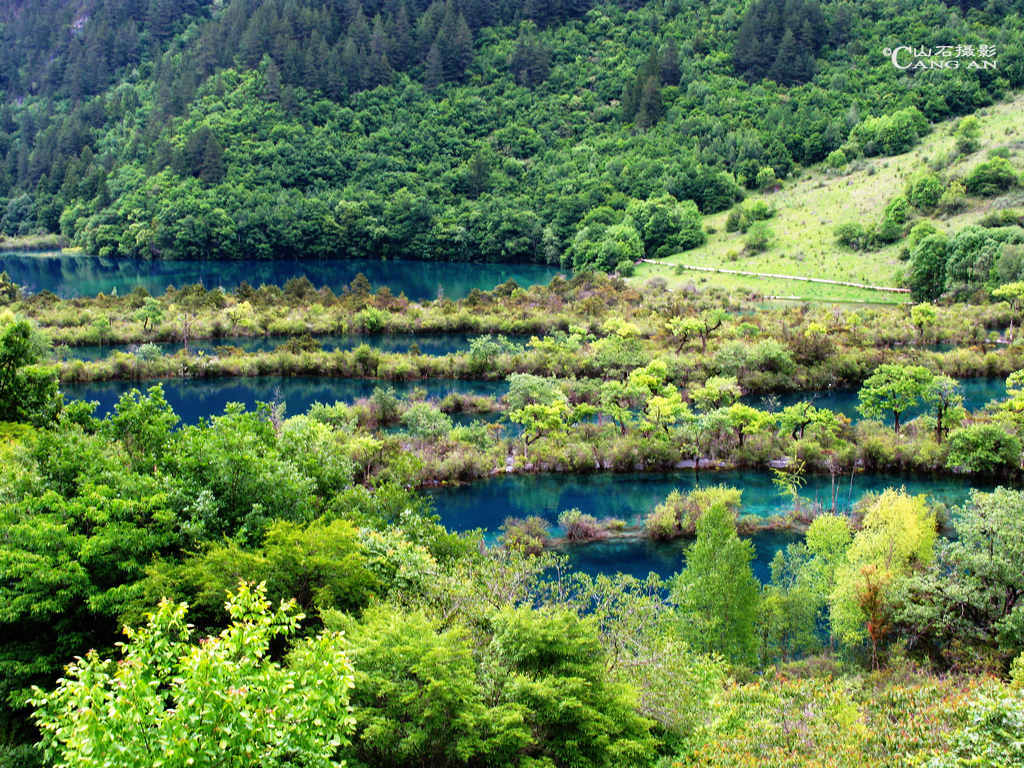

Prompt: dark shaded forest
[{"left": 0, "top": 0, "right": 1022, "bottom": 266}]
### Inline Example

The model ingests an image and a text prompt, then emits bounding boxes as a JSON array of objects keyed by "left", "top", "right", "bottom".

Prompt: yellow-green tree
[{"left": 829, "top": 489, "right": 936, "bottom": 666}]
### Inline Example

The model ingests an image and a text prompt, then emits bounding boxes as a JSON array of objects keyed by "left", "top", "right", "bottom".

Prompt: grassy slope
[{"left": 633, "top": 91, "right": 1024, "bottom": 303}]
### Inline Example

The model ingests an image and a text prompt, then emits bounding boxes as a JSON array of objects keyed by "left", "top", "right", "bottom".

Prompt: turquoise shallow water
[
  {"left": 62, "top": 376, "right": 508, "bottom": 423},
  {"left": 0, "top": 251, "right": 563, "bottom": 301},
  {"left": 427, "top": 471, "right": 999, "bottom": 582},
  {"left": 59, "top": 374, "right": 1010, "bottom": 582},
  {"left": 61, "top": 374, "right": 1007, "bottom": 425}
]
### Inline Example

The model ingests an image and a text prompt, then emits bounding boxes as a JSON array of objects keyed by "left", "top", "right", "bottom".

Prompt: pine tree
[
  {"left": 367, "top": 20, "right": 393, "bottom": 88},
  {"left": 390, "top": 2, "right": 415, "bottom": 71},
  {"left": 147, "top": 0, "right": 177, "bottom": 41},
  {"left": 635, "top": 75, "right": 663, "bottom": 130},
  {"left": 263, "top": 57, "right": 282, "bottom": 102},
  {"left": 660, "top": 39, "right": 681, "bottom": 85},
  {"left": 424, "top": 43, "right": 444, "bottom": 89},
  {"left": 340, "top": 37, "right": 363, "bottom": 92},
  {"left": 348, "top": 4, "right": 371, "bottom": 50},
  {"left": 450, "top": 13, "right": 474, "bottom": 79},
  {"left": 769, "top": 28, "right": 799, "bottom": 84},
  {"left": 198, "top": 133, "right": 226, "bottom": 185}
]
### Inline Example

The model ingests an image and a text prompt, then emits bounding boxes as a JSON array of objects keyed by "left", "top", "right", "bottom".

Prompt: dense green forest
[{"left": 1, "top": 0, "right": 1023, "bottom": 268}]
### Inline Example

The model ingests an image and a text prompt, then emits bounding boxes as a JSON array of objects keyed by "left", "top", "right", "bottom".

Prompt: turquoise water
[
  {"left": 744, "top": 376, "right": 1007, "bottom": 423},
  {"left": 427, "top": 471, "right": 995, "bottom": 582},
  {"left": 60, "top": 374, "right": 1007, "bottom": 428},
  {"left": 564, "top": 532, "right": 800, "bottom": 583},
  {"left": 0, "top": 251, "right": 563, "bottom": 301},
  {"left": 58, "top": 375, "right": 1007, "bottom": 581},
  {"left": 62, "top": 376, "right": 508, "bottom": 423},
  {"left": 56, "top": 332, "right": 531, "bottom": 362}
]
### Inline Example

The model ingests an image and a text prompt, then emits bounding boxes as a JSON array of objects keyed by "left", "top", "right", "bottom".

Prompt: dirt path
[{"left": 642, "top": 260, "right": 910, "bottom": 293}]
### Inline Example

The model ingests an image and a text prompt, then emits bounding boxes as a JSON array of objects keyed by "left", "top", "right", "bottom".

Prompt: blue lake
[
  {"left": 427, "top": 471, "right": 995, "bottom": 583},
  {"left": 62, "top": 376, "right": 508, "bottom": 423},
  {"left": 58, "top": 375, "right": 1008, "bottom": 582},
  {"left": 0, "top": 251, "right": 563, "bottom": 301},
  {"left": 60, "top": 373, "right": 1008, "bottom": 427}
]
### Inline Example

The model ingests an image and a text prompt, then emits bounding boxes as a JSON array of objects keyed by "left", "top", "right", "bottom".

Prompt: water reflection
[{"left": 1, "top": 251, "right": 563, "bottom": 301}]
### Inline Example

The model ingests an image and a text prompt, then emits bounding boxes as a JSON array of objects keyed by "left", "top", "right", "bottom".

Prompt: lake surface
[
  {"left": 59, "top": 374, "right": 1006, "bottom": 581},
  {"left": 0, "top": 251, "right": 563, "bottom": 301},
  {"left": 427, "top": 471, "right": 995, "bottom": 582},
  {"left": 61, "top": 373, "right": 1009, "bottom": 427},
  {"left": 62, "top": 376, "right": 508, "bottom": 423}
]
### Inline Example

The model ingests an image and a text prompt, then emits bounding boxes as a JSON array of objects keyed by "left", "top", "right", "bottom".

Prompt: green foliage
[
  {"left": 333, "top": 605, "right": 528, "bottom": 768},
  {"left": 0, "top": 481, "right": 176, "bottom": 724},
  {"left": 909, "top": 234, "right": 949, "bottom": 301},
  {"left": 734, "top": 0, "right": 826, "bottom": 85},
  {"left": 826, "top": 148, "right": 848, "bottom": 169},
  {"left": 166, "top": 405, "right": 316, "bottom": 545},
  {"left": 31, "top": 582, "right": 356, "bottom": 768},
  {"left": 946, "top": 424, "right": 1021, "bottom": 474},
  {"left": 933, "top": 680, "right": 1024, "bottom": 768},
  {"left": 401, "top": 402, "right": 454, "bottom": 440},
  {"left": 896, "top": 488, "right": 1024, "bottom": 666},
  {"left": 744, "top": 221, "right": 774, "bottom": 253},
  {"left": 626, "top": 195, "right": 706, "bottom": 259},
  {"left": 500, "top": 516, "right": 550, "bottom": 555},
  {"left": 486, "top": 606, "right": 657, "bottom": 767},
  {"left": 646, "top": 486, "right": 743, "bottom": 540},
  {"left": 954, "top": 116, "right": 982, "bottom": 155},
  {"left": 964, "top": 156, "right": 1020, "bottom": 197},
  {"left": 906, "top": 172, "right": 944, "bottom": 211},
  {"left": 570, "top": 220, "right": 645, "bottom": 272},
  {"left": 857, "top": 364, "right": 934, "bottom": 433},
  {"left": 5, "top": 0, "right": 1015, "bottom": 260},
  {"left": 671, "top": 502, "right": 760, "bottom": 666},
  {"left": 134, "top": 518, "right": 379, "bottom": 629},
  {"left": 834, "top": 221, "right": 870, "bottom": 251},
  {"left": 101, "top": 386, "right": 180, "bottom": 472},
  {"left": 690, "top": 375, "right": 741, "bottom": 412},
  {"left": 829, "top": 489, "right": 936, "bottom": 655},
  {"left": 0, "top": 319, "right": 59, "bottom": 425},
  {"left": 937, "top": 180, "right": 968, "bottom": 215}
]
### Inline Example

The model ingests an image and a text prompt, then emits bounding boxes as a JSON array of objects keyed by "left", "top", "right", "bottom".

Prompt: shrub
[
  {"left": 646, "top": 490, "right": 685, "bottom": 539},
  {"left": 835, "top": 222, "right": 869, "bottom": 250},
  {"left": 755, "top": 166, "right": 778, "bottom": 189},
  {"left": 826, "top": 148, "right": 847, "bottom": 169},
  {"left": 726, "top": 207, "right": 744, "bottom": 232},
  {"left": 906, "top": 172, "right": 944, "bottom": 210},
  {"left": 744, "top": 222, "right": 773, "bottom": 253},
  {"left": 499, "top": 516, "right": 550, "bottom": 554},
  {"left": 946, "top": 424, "right": 1021, "bottom": 473},
  {"left": 954, "top": 115, "right": 981, "bottom": 155},
  {"left": 849, "top": 107, "right": 928, "bottom": 157},
  {"left": 646, "top": 486, "right": 743, "bottom": 539},
  {"left": 965, "top": 157, "right": 1019, "bottom": 197},
  {"left": 909, "top": 234, "right": 949, "bottom": 301},
  {"left": 558, "top": 508, "right": 608, "bottom": 542},
  {"left": 937, "top": 180, "right": 967, "bottom": 215}
]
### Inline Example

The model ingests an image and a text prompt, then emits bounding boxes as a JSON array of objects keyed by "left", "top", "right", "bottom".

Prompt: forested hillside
[{"left": 1, "top": 0, "right": 1022, "bottom": 267}]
